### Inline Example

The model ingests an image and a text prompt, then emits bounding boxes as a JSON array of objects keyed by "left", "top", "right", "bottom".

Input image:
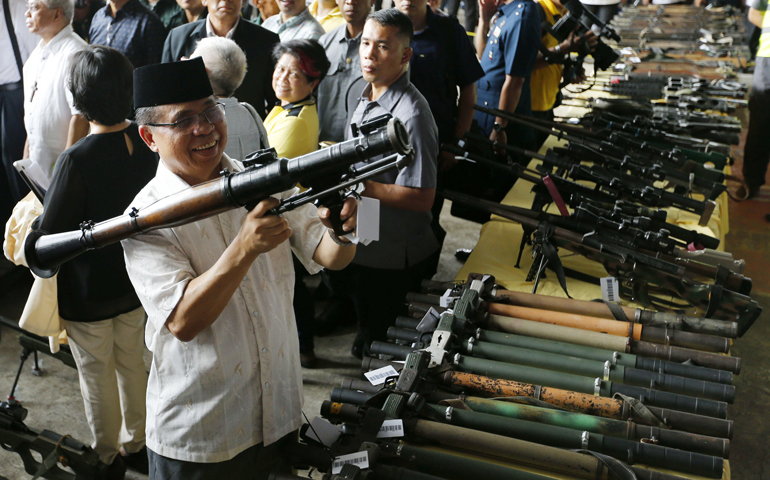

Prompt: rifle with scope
[{"left": 23, "top": 115, "right": 412, "bottom": 279}]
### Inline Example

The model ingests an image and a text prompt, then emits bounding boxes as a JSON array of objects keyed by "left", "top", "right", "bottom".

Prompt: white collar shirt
[
  {"left": 262, "top": 7, "right": 325, "bottom": 41},
  {"left": 121, "top": 154, "right": 325, "bottom": 463},
  {"left": 22, "top": 24, "right": 86, "bottom": 178},
  {"left": 206, "top": 15, "right": 238, "bottom": 38}
]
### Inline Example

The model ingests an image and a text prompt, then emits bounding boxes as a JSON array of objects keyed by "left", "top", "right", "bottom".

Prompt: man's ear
[
  {"left": 401, "top": 46, "right": 413, "bottom": 66},
  {"left": 138, "top": 125, "right": 160, "bottom": 153}
]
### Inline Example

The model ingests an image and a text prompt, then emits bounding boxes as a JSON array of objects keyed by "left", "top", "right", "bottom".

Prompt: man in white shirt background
[
  {"left": 22, "top": 0, "right": 89, "bottom": 180},
  {"left": 0, "top": 0, "right": 37, "bottom": 220}
]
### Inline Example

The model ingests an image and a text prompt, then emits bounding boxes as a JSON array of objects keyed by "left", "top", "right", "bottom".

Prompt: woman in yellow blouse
[
  {"left": 265, "top": 40, "right": 331, "bottom": 368},
  {"left": 264, "top": 40, "right": 331, "bottom": 159}
]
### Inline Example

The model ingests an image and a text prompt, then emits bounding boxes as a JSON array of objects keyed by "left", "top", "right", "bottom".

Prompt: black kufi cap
[{"left": 134, "top": 57, "right": 213, "bottom": 109}]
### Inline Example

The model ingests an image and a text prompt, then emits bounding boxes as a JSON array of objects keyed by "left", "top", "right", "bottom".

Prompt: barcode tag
[
  {"left": 377, "top": 419, "right": 405, "bottom": 438},
  {"left": 440, "top": 288, "right": 457, "bottom": 308},
  {"left": 364, "top": 365, "right": 399, "bottom": 385},
  {"left": 601, "top": 276, "right": 620, "bottom": 303},
  {"left": 332, "top": 451, "right": 369, "bottom": 474}
]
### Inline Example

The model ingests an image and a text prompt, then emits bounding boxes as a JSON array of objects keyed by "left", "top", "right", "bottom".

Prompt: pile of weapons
[
  {"left": 268, "top": 104, "right": 759, "bottom": 480},
  {"left": 567, "top": 75, "right": 746, "bottom": 107},
  {"left": 610, "top": 4, "right": 748, "bottom": 50},
  {"left": 275, "top": 274, "right": 743, "bottom": 480}
]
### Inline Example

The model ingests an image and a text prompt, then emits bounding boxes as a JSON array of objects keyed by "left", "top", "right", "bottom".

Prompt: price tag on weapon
[
  {"left": 601, "top": 276, "right": 620, "bottom": 304},
  {"left": 365, "top": 365, "right": 399, "bottom": 386},
  {"left": 377, "top": 419, "right": 405, "bottom": 438},
  {"left": 332, "top": 451, "right": 370, "bottom": 474},
  {"left": 343, "top": 196, "right": 379, "bottom": 246}
]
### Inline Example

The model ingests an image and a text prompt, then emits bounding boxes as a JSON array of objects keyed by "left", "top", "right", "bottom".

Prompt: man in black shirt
[{"left": 34, "top": 45, "right": 158, "bottom": 479}]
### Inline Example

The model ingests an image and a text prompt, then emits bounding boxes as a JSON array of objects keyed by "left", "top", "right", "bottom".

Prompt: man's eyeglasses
[{"left": 146, "top": 103, "right": 226, "bottom": 134}]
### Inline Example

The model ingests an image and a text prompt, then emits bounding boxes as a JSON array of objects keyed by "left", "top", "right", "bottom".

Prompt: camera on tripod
[{"left": 550, "top": 0, "right": 621, "bottom": 71}]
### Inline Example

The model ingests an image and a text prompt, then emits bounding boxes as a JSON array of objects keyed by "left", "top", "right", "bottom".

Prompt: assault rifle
[
  {"left": 0, "top": 401, "right": 107, "bottom": 479},
  {"left": 24, "top": 115, "right": 411, "bottom": 278},
  {"left": 460, "top": 133, "right": 718, "bottom": 226},
  {"left": 443, "top": 191, "right": 761, "bottom": 328}
]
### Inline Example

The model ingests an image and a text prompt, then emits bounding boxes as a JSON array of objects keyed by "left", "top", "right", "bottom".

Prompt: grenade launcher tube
[{"left": 25, "top": 118, "right": 410, "bottom": 278}]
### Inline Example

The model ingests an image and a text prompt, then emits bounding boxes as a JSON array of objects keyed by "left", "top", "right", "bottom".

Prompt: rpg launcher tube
[
  {"left": 476, "top": 330, "right": 733, "bottom": 385},
  {"left": 487, "top": 289, "right": 739, "bottom": 338},
  {"left": 361, "top": 354, "right": 728, "bottom": 419},
  {"left": 377, "top": 442, "right": 562, "bottom": 480},
  {"left": 389, "top": 325, "right": 732, "bottom": 385},
  {"left": 427, "top": 405, "right": 724, "bottom": 479},
  {"left": 486, "top": 303, "right": 731, "bottom": 354},
  {"left": 459, "top": 396, "right": 730, "bottom": 458},
  {"left": 320, "top": 401, "right": 616, "bottom": 480},
  {"left": 453, "top": 354, "right": 728, "bottom": 418},
  {"left": 440, "top": 371, "right": 734, "bottom": 439},
  {"left": 486, "top": 314, "right": 741, "bottom": 374},
  {"left": 463, "top": 340, "right": 735, "bottom": 403}
]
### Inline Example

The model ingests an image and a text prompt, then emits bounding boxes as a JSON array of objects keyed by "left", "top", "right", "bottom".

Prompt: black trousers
[
  {"left": 148, "top": 430, "right": 296, "bottom": 480},
  {"left": 0, "top": 85, "right": 29, "bottom": 223},
  {"left": 742, "top": 83, "right": 770, "bottom": 191},
  {"left": 323, "top": 250, "right": 440, "bottom": 347}
]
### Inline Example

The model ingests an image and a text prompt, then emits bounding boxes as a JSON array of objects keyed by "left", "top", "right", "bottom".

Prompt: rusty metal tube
[{"left": 441, "top": 371, "right": 733, "bottom": 439}]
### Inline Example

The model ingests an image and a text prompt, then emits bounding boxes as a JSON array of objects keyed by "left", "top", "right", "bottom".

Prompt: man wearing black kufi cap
[{"left": 122, "top": 58, "right": 358, "bottom": 479}]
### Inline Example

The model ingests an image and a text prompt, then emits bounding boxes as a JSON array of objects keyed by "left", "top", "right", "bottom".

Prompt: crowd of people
[{"left": 1, "top": 0, "right": 610, "bottom": 477}]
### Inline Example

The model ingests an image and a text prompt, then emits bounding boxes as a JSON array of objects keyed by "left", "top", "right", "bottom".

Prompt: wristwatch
[{"left": 493, "top": 122, "right": 506, "bottom": 132}]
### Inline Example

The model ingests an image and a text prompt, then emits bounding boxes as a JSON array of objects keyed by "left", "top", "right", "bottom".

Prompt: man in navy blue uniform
[
  {"left": 394, "top": 0, "right": 484, "bottom": 250},
  {"left": 474, "top": 0, "right": 540, "bottom": 152}
]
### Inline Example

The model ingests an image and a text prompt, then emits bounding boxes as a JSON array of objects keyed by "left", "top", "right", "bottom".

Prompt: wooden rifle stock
[{"left": 25, "top": 117, "right": 410, "bottom": 278}]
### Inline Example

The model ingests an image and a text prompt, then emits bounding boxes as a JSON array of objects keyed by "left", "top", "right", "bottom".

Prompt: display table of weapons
[{"left": 266, "top": 5, "right": 759, "bottom": 479}]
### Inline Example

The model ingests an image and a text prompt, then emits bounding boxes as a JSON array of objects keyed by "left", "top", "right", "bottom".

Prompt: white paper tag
[
  {"left": 630, "top": 56, "right": 641, "bottom": 64},
  {"left": 601, "top": 276, "right": 620, "bottom": 303},
  {"left": 440, "top": 288, "right": 457, "bottom": 308},
  {"left": 377, "top": 419, "right": 405, "bottom": 438},
  {"left": 332, "top": 451, "right": 370, "bottom": 474},
  {"left": 364, "top": 365, "right": 399, "bottom": 385},
  {"left": 306, "top": 416, "right": 342, "bottom": 446},
  {"left": 344, "top": 196, "right": 379, "bottom": 246}
]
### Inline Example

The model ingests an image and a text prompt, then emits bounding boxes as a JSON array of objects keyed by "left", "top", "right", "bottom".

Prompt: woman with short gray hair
[{"left": 191, "top": 37, "right": 270, "bottom": 161}]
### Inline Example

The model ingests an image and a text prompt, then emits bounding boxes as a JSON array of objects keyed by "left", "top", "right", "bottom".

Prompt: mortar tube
[
  {"left": 427, "top": 405, "right": 723, "bottom": 478},
  {"left": 477, "top": 329, "right": 733, "bottom": 385},
  {"left": 454, "top": 354, "right": 727, "bottom": 418},
  {"left": 459, "top": 396, "right": 730, "bottom": 458},
  {"left": 441, "top": 371, "right": 733, "bottom": 439},
  {"left": 467, "top": 340, "right": 735, "bottom": 403}
]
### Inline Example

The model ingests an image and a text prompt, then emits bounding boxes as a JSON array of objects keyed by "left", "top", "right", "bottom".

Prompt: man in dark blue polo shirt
[
  {"left": 474, "top": 0, "right": 540, "bottom": 151},
  {"left": 90, "top": 0, "right": 167, "bottom": 67},
  {"left": 394, "top": 0, "right": 484, "bottom": 249}
]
